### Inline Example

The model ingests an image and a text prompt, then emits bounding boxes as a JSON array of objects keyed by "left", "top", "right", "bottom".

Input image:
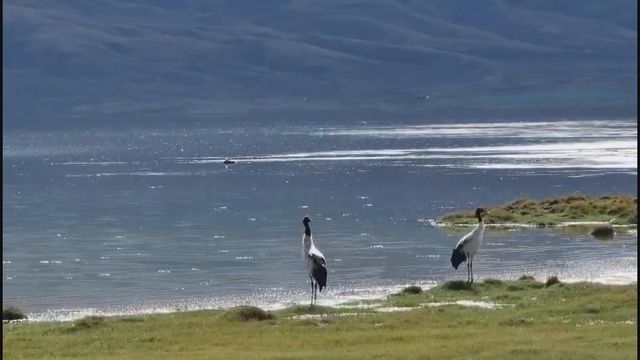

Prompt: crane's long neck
[
  {"left": 475, "top": 213, "right": 485, "bottom": 233},
  {"left": 476, "top": 214, "right": 485, "bottom": 239},
  {"left": 303, "top": 223, "right": 313, "bottom": 258}
]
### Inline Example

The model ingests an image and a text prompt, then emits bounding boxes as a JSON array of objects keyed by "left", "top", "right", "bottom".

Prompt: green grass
[
  {"left": 4, "top": 279, "right": 636, "bottom": 359},
  {"left": 438, "top": 193, "right": 637, "bottom": 226}
]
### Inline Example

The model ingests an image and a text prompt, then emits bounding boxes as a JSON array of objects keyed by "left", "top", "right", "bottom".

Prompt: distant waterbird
[
  {"left": 450, "top": 208, "right": 487, "bottom": 283},
  {"left": 302, "top": 216, "right": 327, "bottom": 306},
  {"left": 223, "top": 158, "right": 236, "bottom": 169}
]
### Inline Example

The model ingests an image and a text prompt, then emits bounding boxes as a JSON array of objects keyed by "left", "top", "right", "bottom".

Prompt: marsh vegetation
[{"left": 437, "top": 194, "right": 637, "bottom": 228}]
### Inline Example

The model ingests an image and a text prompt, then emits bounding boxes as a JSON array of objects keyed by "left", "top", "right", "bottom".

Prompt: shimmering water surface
[{"left": 2, "top": 119, "right": 637, "bottom": 322}]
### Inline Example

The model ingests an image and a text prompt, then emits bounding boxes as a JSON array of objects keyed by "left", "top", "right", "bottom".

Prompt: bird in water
[
  {"left": 302, "top": 216, "right": 327, "bottom": 306},
  {"left": 223, "top": 158, "right": 236, "bottom": 170},
  {"left": 451, "top": 208, "right": 487, "bottom": 283}
]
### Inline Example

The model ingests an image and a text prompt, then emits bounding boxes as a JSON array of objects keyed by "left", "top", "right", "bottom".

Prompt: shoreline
[
  {"left": 9, "top": 272, "right": 637, "bottom": 324},
  {"left": 4, "top": 277, "right": 637, "bottom": 359}
]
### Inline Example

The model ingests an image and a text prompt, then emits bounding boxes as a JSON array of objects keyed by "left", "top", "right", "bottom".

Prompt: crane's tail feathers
[
  {"left": 451, "top": 248, "right": 466, "bottom": 270},
  {"left": 312, "top": 264, "right": 327, "bottom": 292}
]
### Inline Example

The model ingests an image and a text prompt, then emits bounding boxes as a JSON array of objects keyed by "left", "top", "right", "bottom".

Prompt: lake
[{"left": 2, "top": 119, "right": 637, "bottom": 322}]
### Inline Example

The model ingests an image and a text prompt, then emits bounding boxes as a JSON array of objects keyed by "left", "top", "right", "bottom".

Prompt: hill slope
[{"left": 3, "top": 0, "right": 637, "bottom": 129}]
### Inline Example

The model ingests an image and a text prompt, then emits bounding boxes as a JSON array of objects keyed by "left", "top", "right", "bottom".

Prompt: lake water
[{"left": 2, "top": 119, "right": 637, "bottom": 322}]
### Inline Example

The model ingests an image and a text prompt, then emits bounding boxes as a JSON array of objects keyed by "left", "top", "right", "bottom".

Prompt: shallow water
[{"left": 2, "top": 119, "right": 637, "bottom": 322}]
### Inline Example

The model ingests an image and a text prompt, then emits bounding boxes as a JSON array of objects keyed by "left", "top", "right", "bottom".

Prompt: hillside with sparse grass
[
  {"left": 3, "top": 278, "right": 637, "bottom": 359},
  {"left": 4, "top": 0, "right": 636, "bottom": 129}
]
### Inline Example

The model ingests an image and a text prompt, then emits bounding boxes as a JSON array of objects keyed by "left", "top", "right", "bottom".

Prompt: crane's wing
[
  {"left": 308, "top": 252, "right": 326, "bottom": 266},
  {"left": 454, "top": 229, "right": 475, "bottom": 250},
  {"left": 308, "top": 253, "right": 327, "bottom": 290},
  {"left": 451, "top": 248, "right": 466, "bottom": 269},
  {"left": 451, "top": 229, "right": 474, "bottom": 269}
]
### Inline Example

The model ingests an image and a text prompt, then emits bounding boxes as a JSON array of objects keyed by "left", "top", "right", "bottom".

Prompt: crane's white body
[
  {"left": 303, "top": 233, "right": 326, "bottom": 268},
  {"left": 455, "top": 222, "right": 485, "bottom": 262}
]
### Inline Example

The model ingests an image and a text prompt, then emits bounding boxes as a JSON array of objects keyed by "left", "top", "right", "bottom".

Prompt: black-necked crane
[
  {"left": 451, "top": 208, "right": 486, "bottom": 283},
  {"left": 302, "top": 216, "right": 327, "bottom": 306}
]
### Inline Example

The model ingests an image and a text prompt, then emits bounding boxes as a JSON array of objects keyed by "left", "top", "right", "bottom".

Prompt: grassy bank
[
  {"left": 437, "top": 194, "right": 637, "bottom": 227},
  {"left": 3, "top": 278, "right": 637, "bottom": 359}
]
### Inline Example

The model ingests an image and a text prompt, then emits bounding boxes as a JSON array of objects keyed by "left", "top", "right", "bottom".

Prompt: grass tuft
[
  {"left": 400, "top": 285, "right": 423, "bottom": 294},
  {"left": 3, "top": 306, "right": 27, "bottom": 321},
  {"left": 483, "top": 278, "right": 503, "bottom": 285},
  {"left": 545, "top": 276, "right": 561, "bottom": 287},
  {"left": 442, "top": 281, "right": 474, "bottom": 291},
  {"left": 518, "top": 275, "right": 536, "bottom": 281},
  {"left": 223, "top": 306, "right": 276, "bottom": 322},
  {"left": 70, "top": 316, "right": 106, "bottom": 331}
]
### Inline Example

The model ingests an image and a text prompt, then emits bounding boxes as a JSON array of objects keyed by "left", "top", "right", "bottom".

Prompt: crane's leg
[
  {"left": 466, "top": 261, "right": 470, "bottom": 283},
  {"left": 470, "top": 261, "right": 474, "bottom": 284},
  {"left": 310, "top": 277, "right": 314, "bottom": 307},
  {"left": 313, "top": 282, "right": 317, "bottom": 306}
]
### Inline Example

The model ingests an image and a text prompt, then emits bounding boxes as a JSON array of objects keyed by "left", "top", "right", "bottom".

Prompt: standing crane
[
  {"left": 302, "top": 216, "right": 327, "bottom": 306},
  {"left": 450, "top": 208, "right": 487, "bottom": 283}
]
